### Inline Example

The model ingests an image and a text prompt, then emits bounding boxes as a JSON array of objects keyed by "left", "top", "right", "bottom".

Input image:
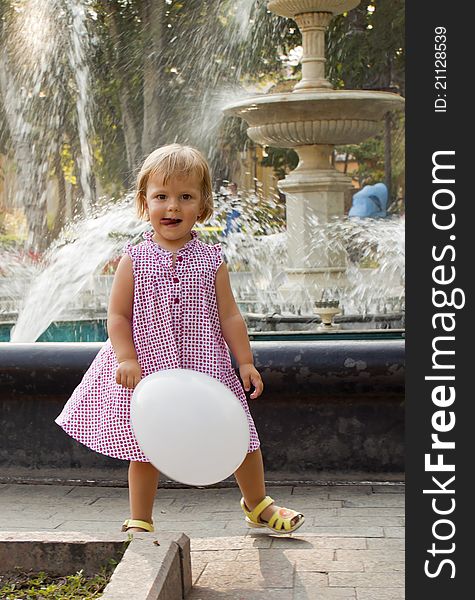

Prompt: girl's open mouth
[{"left": 160, "top": 218, "right": 182, "bottom": 226}]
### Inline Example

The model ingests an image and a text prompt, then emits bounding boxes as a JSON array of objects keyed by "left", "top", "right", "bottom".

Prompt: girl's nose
[{"left": 166, "top": 197, "right": 179, "bottom": 210}]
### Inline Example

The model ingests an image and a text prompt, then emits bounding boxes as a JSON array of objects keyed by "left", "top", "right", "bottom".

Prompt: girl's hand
[
  {"left": 116, "top": 359, "right": 142, "bottom": 389},
  {"left": 239, "top": 363, "right": 264, "bottom": 399}
]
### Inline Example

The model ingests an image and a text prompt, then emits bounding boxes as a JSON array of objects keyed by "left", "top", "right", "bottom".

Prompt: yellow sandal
[
  {"left": 240, "top": 496, "right": 305, "bottom": 534},
  {"left": 121, "top": 519, "right": 154, "bottom": 532}
]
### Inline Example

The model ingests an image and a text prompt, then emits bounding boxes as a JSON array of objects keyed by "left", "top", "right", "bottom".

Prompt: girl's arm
[
  {"left": 107, "top": 255, "right": 141, "bottom": 388},
  {"left": 215, "top": 262, "right": 263, "bottom": 398}
]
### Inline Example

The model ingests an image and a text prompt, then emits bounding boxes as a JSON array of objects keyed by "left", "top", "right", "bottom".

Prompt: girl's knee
[{"left": 129, "top": 460, "right": 160, "bottom": 475}]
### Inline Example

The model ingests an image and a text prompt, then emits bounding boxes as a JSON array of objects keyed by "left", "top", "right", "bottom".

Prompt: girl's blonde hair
[{"left": 135, "top": 144, "right": 213, "bottom": 223}]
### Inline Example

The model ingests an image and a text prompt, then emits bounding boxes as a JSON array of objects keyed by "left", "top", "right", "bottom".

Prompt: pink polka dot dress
[{"left": 55, "top": 229, "right": 260, "bottom": 462}]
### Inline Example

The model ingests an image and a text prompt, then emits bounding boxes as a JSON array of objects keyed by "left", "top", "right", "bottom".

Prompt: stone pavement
[{"left": 0, "top": 483, "right": 404, "bottom": 599}]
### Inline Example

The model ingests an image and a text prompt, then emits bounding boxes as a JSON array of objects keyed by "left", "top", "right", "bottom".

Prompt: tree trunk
[
  {"left": 141, "top": 0, "right": 164, "bottom": 155},
  {"left": 384, "top": 112, "right": 392, "bottom": 206},
  {"left": 0, "top": 46, "right": 48, "bottom": 253},
  {"left": 384, "top": 56, "right": 393, "bottom": 207},
  {"left": 47, "top": 153, "right": 67, "bottom": 244},
  {"left": 106, "top": 3, "right": 142, "bottom": 182}
]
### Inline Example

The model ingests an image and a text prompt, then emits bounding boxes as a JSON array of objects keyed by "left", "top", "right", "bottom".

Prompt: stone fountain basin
[{"left": 224, "top": 89, "right": 404, "bottom": 146}]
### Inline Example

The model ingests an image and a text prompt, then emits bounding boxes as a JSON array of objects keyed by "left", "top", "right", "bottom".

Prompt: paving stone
[
  {"left": 366, "top": 538, "right": 404, "bottom": 550},
  {"left": 263, "top": 486, "right": 296, "bottom": 499},
  {"left": 155, "top": 509, "right": 240, "bottom": 522},
  {"left": 9, "top": 484, "right": 75, "bottom": 495},
  {"left": 236, "top": 548, "right": 335, "bottom": 562},
  {"left": 327, "top": 487, "right": 374, "bottom": 498},
  {"left": 196, "top": 559, "right": 295, "bottom": 589},
  {"left": 290, "top": 487, "right": 330, "bottom": 499},
  {"left": 294, "top": 587, "right": 356, "bottom": 600},
  {"left": 0, "top": 485, "right": 76, "bottom": 502},
  {"left": 85, "top": 497, "right": 130, "bottom": 507},
  {"left": 0, "top": 517, "right": 65, "bottom": 529},
  {"left": 330, "top": 572, "right": 404, "bottom": 587},
  {"left": 179, "top": 503, "right": 236, "bottom": 513},
  {"left": 285, "top": 499, "right": 344, "bottom": 509},
  {"left": 0, "top": 526, "right": 53, "bottom": 531},
  {"left": 296, "top": 559, "right": 365, "bottom": 573},
  {"left": 363, "top": 561, "right": 405, "bottom": 572},
  {"left": 300, "top": 508, "right": 339, "bottom": 519},
  {"left": 0, "top": 497, "right": 96, "bottom": 508},
  {"left": 293, "top": 571, "right": 328, "bottom": 587},
  {"left": 190, "top": 549, "right": 239, "bottom": 562},
  {"left": 189, "top": 586, "right": 293, "bottom": 599},
  {"left": 65, "top": 486, "right": 128, "bottom": 498},
  {"left": 191, "top": 557, "right": 208, "bottom": 585},
  {"left": 270, "top": 536, "right": 367, "bottom": 550},
  {"left": 313, "top": 516, "right": 404, "bottom": 528},
  {"left": 384, "top": 527, "right": 405, "bottom": 538},
  {"left": 339, "top": 507, "right": 405, "bottom": 517},
  {"left": 191, "top": 535, "right": 272, "bottom": 551},
  {"left": 356, "top": 588, "right": 405, "bottom": 599},
  {"left": 1, "top": 508, "right": 60, "bottom": 519},
  {"left": 225, "top": 526, "right": 257, "bottom": 537},
  {"left": 371, "top": 485, "right": 405, "bottom": 494},
  {"left": 154, "top": 520, "right": 228, "bottom": 532},
  {"left": 336, "top": 549, "right": 404, "bottom": 563},
  {"left": 52, "top": 520, "right": 122, "bottom": 532},
  {"left": 343, "top": 496, "right": 405, "bottom": 508},
  {"left": 49, "top": 510, "right": 123, "bottom": 522},
  {"left": 301, "top": 527, "right": 384, "bottom": 538}
]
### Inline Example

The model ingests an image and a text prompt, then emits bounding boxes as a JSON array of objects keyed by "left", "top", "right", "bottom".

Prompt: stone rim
[
  {"left": 268, "top": 0, "right": 361, "bottom": 18},
  {"left": 223, "top": 90, "right": 405, "bottom": 127}
]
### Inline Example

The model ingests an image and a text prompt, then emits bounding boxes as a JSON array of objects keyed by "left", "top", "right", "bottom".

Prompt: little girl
[{"left": 55, "top": 144, "right": 304, "bottom": 535}]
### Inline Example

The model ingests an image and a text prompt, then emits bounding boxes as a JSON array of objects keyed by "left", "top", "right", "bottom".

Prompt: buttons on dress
[
  {"left": 174, "top": 298, "right": 180, "bottom": 304},
  {"left": 177, "top": 256, "right": 183, "bottom": 262},
  {"left": 173, "top": 277, "right": 179, "bottom": 283}
]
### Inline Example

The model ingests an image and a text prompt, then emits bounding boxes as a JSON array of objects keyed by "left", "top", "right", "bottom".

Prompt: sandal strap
[
  {"left": 122, "top": 519, "right": 154, "bottom": 532},
  {"left": 246, "top": 496, "right": 275, "bottom": 523},
  {"left": 268, "top": 508, "right": 302, "bottom": 531}
]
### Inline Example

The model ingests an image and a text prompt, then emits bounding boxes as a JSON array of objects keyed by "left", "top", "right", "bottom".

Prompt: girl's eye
[
  {"left": 156, "top": 195, "right": 166, "bottom": 200},
  {"left": 182, "top": 194, "right": 191, "bottom": 200}
]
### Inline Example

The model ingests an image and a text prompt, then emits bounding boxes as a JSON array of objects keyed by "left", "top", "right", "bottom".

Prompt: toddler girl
[{"left": 55, "top": 144, "right": 304, "bottom": 535}]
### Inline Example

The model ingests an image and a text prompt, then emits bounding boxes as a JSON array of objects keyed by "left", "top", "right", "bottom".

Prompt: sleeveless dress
[{"left": 55, "top": 229, "right": 260, "bottom": 461}]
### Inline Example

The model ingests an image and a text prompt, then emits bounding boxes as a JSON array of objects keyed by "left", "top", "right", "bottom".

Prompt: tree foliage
[{"left": 0, "top": 0, "right": 405, "bottom": 248}]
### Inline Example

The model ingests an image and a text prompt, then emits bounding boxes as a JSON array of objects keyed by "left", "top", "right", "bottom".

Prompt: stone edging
[{"left": 0, "top": 531, "right": 191, "bottom": 600}]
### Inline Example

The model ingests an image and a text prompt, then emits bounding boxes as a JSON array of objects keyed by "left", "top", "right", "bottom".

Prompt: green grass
[{"left": 0, "top": 564, "right": 115, "bottom": 599}]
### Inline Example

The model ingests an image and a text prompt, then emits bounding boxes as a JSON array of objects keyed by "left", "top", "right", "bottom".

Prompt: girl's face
[{"left": 145, "top": 171, "right": 203, "bottom": 249}]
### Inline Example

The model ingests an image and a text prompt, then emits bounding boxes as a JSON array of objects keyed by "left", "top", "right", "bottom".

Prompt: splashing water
[
  {"left": 9, "top": 190, "right": 404, "bottom": 342},
  {"left": 1, "top": 0, "right": 95, "bottom": 249},
  {"left": 67, "top": 0, "right": 95, "bottom": 212},
  {"left": 9, "top": 197, "right": 143, "bottom": 343}
]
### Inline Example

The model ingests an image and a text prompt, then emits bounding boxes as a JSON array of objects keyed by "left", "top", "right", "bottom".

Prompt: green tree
[{"left": 327, "top": 0, "right": 405, "bottom": 207}]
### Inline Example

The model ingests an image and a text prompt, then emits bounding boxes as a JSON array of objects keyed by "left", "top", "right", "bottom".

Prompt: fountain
[
  {"left": 0, "top": 0, "right": 404, "bottom": 480},
  {"left": 224, "top": 0, "right": 404, "bottom": 295}
]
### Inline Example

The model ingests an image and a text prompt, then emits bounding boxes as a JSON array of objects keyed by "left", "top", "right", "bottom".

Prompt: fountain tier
[
  {"left": 268, "top": 0, "right": 360, "bottom": 17},
  {"left": 225, "top": 90, "right": 404, "bottom": 148}
]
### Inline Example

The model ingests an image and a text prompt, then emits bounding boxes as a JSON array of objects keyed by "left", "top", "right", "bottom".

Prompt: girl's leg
[
  {"left": 233, "top": 448, "right": 300, "bottom": 526},
  {"left": 233, "top": 447, "right": 266, "bottom": 507},
  {"left": 128, "top": 461, "right": 160, "bottom": 530}
]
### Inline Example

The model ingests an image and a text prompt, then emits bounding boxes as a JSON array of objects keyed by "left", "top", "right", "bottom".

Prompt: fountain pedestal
[{"left": 279, "top": 144, "right": 351, "bottom": 291}]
